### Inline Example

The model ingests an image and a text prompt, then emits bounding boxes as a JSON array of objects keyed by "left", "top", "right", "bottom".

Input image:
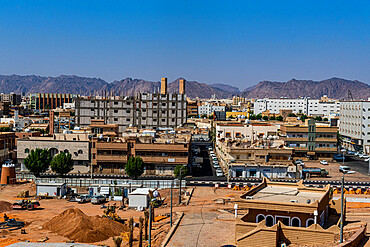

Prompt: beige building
[
  {"left": 216, "top": 122, "right": 279, "bottom": 140},
  {"left": 235, "top": 178, "right": 343, "bottom": 247},
  {"left": 17, "top": 133, "right": 90, "bottom": 173}
]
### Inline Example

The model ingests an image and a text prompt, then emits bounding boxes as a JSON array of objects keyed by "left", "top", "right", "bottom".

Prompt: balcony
[
  {"left": 315, "top": 147, "right": 337, "bottom": 152},
  {"left": 96, "top": 142, "right": 128, "bottom": 151},
  {"left": 97, "top": 155, "right": 127, "bottom": 163},
  {"left": 141, "top": 156, "right": 188, "bottom": 164},
  {"left": 135, "top": 143, "right": 188, "bottom": 152},
  {"left": 285, "top": 137, "right": 308, "bottom": 142},
  {"left": 315, "top": 138, "right": 337, "bottom": 143}
]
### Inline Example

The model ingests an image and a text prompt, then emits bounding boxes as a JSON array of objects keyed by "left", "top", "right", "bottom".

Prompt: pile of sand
[
  {"left": 43, "top": 208, "right": 128, "bottom": 243},
  {"left": 0, "top": 201, "right": 12, "bottom": 212}
]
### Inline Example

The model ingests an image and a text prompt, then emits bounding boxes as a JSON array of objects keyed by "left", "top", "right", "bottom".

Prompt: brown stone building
[
  {"left": 91, "top": 130, "right": 191, "bottom": 176},
  {"left": 236, "top": 178, "right": 343, "bottom": 246},
  {"left": 0, "top": 132, "right": 17, "bottom": 163},
  {"left": 280, "top": 119, "right": 338, "bottom": 160}
]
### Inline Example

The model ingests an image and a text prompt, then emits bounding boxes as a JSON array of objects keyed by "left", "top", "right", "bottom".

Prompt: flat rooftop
[{"left": 249, "top": 185, "right": 324, "bottom": 203}]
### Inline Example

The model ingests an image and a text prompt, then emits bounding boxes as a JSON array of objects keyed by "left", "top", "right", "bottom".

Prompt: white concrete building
[
  {"left": 254, "top": 96, "right": 340, "bottom": 117},
  {"left": 198, "top": 102, "right": 225, "bottom": 116},
  {"left": 340, "top": 100, "right": 370, "bottom": 154}
]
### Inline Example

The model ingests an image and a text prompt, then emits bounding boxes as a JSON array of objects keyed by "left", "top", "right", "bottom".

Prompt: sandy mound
[
  {"left": 0, "top": 201, "right": 12, "bottom": 212},
  {"left": 43, "top": 208, "right": 128, "bottom": 243}
]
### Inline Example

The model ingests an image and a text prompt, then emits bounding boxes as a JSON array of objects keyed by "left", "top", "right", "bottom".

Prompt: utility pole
[
  {"left": 148, "top": 202, "right": 152, "bottom": 247},
  {"left": 340, "top": 173, "right": 345, "bottom": 243},
  {"left": 170, "top": 181, "right": 173, "bottom": 227}
]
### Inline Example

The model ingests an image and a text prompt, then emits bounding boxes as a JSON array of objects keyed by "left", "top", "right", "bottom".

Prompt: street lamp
[
  {"left": 179, "top": 165, "right": 186, "bottom": 205},
  {"left": 339, "top": 169, "right": 355, "bottom": 243}
]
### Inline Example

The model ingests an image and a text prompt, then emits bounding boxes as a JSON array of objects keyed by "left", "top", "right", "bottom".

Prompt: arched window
[
  {"left": 25, "top": 148, "right": 30, "bottom": 154},
  {"left": 64, "top": 149, "right": 69, "bottom": 153},
  {"left": 256, "top": 214, "right": 265, "bottom": 223},
  {"left": 291, "top": 217, "right": 301, "bottom": 227},
  {"left": 78, "top": 150, "right": 83, "bottom": 154},
  {"left": 306, "top": 218, "right": 314, "bottom": 227},
  {"left": 266, "top": 215, "right": 274, "bottom": 227},
  {"left": 49, "top": 148, "right": 58, "bottom": 157}
]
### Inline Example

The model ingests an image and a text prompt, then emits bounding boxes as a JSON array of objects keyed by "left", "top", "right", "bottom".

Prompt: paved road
[
  {"left": 167, "top": 188, "right": 236, "bottom": 247},
  {"left": 343, "top": 155, "right": 370, "bottom": 176}
]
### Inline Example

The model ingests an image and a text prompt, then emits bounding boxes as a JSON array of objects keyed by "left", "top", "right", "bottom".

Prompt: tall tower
[
  {"left": 179, "top": 79, "right": 185, "bottom": 94},
  {"left": 161, "top": 77, "right": 167, "bottom": 95}
]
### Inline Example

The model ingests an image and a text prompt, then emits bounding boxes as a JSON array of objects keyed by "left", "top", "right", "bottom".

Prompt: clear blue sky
[{"left": 0, "top": 1, "right": 369, "bottom": 90}]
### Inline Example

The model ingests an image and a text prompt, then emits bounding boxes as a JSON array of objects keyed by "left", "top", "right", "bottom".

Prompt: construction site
[{"left": 0, "top": 180, "right": 369, "bottom": 247}]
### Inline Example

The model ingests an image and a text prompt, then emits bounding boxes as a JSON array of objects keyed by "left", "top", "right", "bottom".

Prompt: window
[
  {"left": 126, "top": 110, "right": 131, "bottom": 113},
  {"left": 64, "top": 149, "right": 69, "bottom": 153},
  {"left": 114, "top": 101, "right": 118, "bottom": 105},
  {"left": 78, "top": 150, "right": 83, "bottom": 154},
  {"left": 266, "top": 215, "right": 274, "bottom": 227},
  {"left": 172, "top": 102, "right": 176, "bottom": 106},
  {"left": 306, "top": 218, "right": 314, "bottom": 227},
  {"left": 25, "top": 148, "right": 29, "bottom": 154},
  {"left": 291, "top": 217, "right": 301, "bottom": 227},
  {"left": 256, "top": 214, "right": 265, "bottom": 223},
  {"left": 114, "top": 118, "right": 118, "bottom": 121},
  {"left": 114, "top": 110, "right": 118, "bottom": 113}
]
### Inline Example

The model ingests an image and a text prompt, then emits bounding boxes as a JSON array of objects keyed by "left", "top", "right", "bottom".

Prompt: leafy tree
[
  {"left": 24, "top": 148, "right": 52, "bottom": 177},
  {"left": 262, "top": 116, "right": 268, "bottom": 121},
  {"left": 288, "top": 113, "right": 297, "bottom": 117},
  {"left": 174, "top": 165, "right": 188, "bottom": 178},
  {"left": 249, "top": 114, "right": 256, "bottom": 120},
  {"left": 300, "top": 114, "right": 308, "bottom": 122},
  {"left": 323, "top": 117, "right": 328, "bottom": 121},
  {"left": 125, "top": 156, "right": 145, "bottom": 179},
  {"left": 256, "top": 114, "right": 262, "bottom": 120},
  {"left": 50, "top": 152, "right": 74, "bottom": 176},
  {"left": 314, "top": 116, "right": 323, "bottom": 121},
  {"left": 0, "top": 127, "right": 11, "bottom": 132},
  {"left": 200, "top": 114, "right": 208, "bottom": 119},
  {"left": 276, "top": 116, "right": 284, "bottom": 121},
  {"left": 269, "top": 116, "right": 276, "bottom": 120}
]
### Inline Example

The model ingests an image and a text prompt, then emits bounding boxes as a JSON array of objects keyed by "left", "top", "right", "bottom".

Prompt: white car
[
  {"left": 216, "top": 171, "right": 224, "bottom": 177},
  {"left": 362, "top": 155, "right": 369, "bottom": 159},
  {"left": 320, "top": 160, "right": 328, "bottom": 165},
  {"left": 213, "top": 163, "right": 220, "bottom": 168}
]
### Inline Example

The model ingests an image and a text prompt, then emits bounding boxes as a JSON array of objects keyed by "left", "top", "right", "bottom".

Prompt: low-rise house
[
  {"left": 17, "top": 133, "right": 90, "bottom": 173},
  {"left": 235, "top": 178, "right": 343, "bottom": 247}
]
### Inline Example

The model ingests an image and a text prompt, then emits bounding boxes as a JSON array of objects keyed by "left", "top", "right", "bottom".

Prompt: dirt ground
[
  {"left": 304, "top": 160, "right": 370, "bottom": 181},
  {"left": 0, "top": 183, "right": 186, "bottom": 247},
  {"left": 0, "top": 183, "right": 369, "bottom": 247}
]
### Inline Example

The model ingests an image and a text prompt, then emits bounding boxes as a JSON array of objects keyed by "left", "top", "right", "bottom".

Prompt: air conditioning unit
[
  {"left": 245, "top": 196, "right": 253, "bottom": 200},
  {"left": 290, "top": 199, "right": 298, "bottom": 203}
]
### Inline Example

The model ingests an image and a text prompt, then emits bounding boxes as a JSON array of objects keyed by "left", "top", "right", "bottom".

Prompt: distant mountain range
[
  {"left": 0, "top": 75, "right": 368, "bottom": 99},
  {"left": 241, "top": 78, "right": 370, "bottom": 100}
]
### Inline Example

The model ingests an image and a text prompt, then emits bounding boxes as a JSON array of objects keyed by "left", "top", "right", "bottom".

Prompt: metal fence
[{"left": 16, "top": 173, "right": 185, "bottom": 189}]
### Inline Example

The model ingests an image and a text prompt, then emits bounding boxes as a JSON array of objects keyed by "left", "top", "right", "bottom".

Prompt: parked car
[
  {"left": 362, "top": 155, "right": 369, "bottom": 159},
  {"left": 347, "top": 151, "right": 355, "bottom": 155},
  {"left": 91, "top": 195, "right": 106, "bottom": 204},
  {"left": 208, "top": 146, "right": 213, "bottom": 151},
  {"left": 333, "top": 154, "right": 345, "bottom": 161},
  {"left": 320, "top": 160, "right": 328, "bottom": 165},
  {"left": 76, "top": 195, "right": 91, "bottom": 203},
  {"left": 216, "top": 171, "right": 224, "bottom": 177},
  {"left": 339, "top": 166, "right": 355, "bottom": 174},
  {"left": 213, "top": 163, "right": 220, "bottom": 168}
]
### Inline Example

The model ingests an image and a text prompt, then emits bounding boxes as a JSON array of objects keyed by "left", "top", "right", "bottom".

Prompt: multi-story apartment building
[
  {"left": 339, "top": 100, "right": 370, "bottom": 154},
  {"left": 216, "top": 140, "right": 296, "bottom": 179},
  {"left": 29, "top": 93, "right": 79, "bottom": 111},
  {"left": 198, "top": 102, "right": 226, "bottom": 116},
  {"left": 75, "top": 78, "right": 187, "bottom": 133},
  {"left": 186, "top": 98, "right": 198, "bottom": 117},
  {"left": 91, "top": 129, "right": 190, "bottom": 176},
  {"left": 215, "top": 122, "right": 279, "bottom": 140},
  {"left": 0, "top": 93, "right": 22, "bottom": 106},
  {"left": 0, "top": 132, "right": 17, "bottom": 163},
  {"left": 281, "top": 119, "right": 338, "bottom": 159},
  {"left": 254, "top": 96, "right": 340, "bottom": 117}
]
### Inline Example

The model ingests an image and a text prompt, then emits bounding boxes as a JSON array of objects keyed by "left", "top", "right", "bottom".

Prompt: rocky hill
[
  {"left": 0, "top": 75, "right": 237, "bottom": 98},
  {"left": 0, "top": 75, "right": 368, "bottom": 99},
  {"left": 241, "top": 78, "right": 370, "bottom": 100}
]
